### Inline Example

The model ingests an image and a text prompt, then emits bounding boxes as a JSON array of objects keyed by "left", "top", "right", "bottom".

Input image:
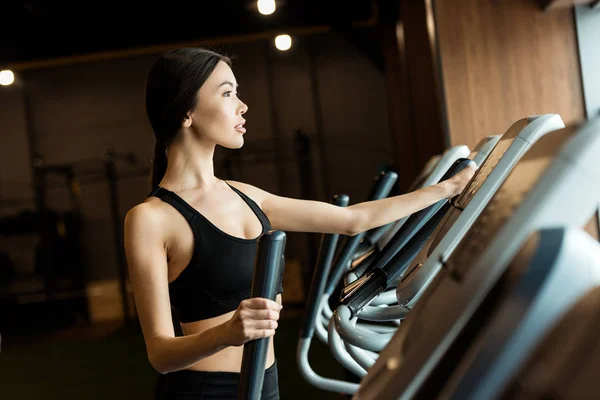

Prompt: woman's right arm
[{"left": 124, "top": 204, "right": 281, "bottom": 374}]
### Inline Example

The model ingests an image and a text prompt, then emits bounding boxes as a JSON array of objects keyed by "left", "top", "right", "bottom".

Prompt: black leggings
[{"left": 154, "top": 361, "right": 280, "bottom": 400}]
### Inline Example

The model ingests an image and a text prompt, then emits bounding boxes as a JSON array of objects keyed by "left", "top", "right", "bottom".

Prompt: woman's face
[{"left": 186, "top": 60, "right": 248, "bottom": 148}]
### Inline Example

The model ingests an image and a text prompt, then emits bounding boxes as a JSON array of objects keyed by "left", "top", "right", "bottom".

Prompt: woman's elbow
[
  {"left": 148, "top": 341, "right": 173, "bottom": 374},
  {"left": 345, "top": 210, "right": 364, "bottom": 237},
  {"left": 344, "top": 224, "right": 361, "bottom": 237},
  {"left": 149, "top": 352, "right": 168, "bottom": 374}
]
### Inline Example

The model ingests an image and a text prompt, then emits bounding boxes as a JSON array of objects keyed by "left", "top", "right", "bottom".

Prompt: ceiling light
[
  {"left": 275, "top": 34, "right": 292, "bottom": 51},
  {"left": 257, "top": 0, "right": 276, "bottom": 15},
  {"left": 0, "top": 70, "right": 14, "bottom": 86}
]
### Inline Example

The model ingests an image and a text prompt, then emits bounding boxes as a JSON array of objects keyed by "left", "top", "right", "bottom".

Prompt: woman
[{"left": 124, "top": 47, "right": 476, "bottom": 399}]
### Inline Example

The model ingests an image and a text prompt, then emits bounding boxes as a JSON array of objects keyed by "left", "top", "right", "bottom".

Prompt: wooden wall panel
[
  {"left": 541, "top": 0, "right": 598, "bottom": 11},
  {"left": 400, "top": 0, "right": 448, "bottom": 181},
  {"left": 378, "top": 0, "right": 448, "bottom": 192},
  {"left": 434, "top": 0, "right": 585, "bottom": 149}
]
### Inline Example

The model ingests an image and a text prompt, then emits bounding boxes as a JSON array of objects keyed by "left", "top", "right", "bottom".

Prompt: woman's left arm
[{"left": 227, "top": 165, "right": 474, "bottom": 236}]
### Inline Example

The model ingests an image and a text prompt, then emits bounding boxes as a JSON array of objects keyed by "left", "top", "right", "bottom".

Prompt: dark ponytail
[
  {"left": 145, "top": 47, "right": 232, "bottom": 190},
  {"left": 151, "top": 141, "right": 168, "bottom": 189}
]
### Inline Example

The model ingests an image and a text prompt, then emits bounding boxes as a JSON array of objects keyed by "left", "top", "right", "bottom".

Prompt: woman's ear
[{"left": 182, "top": 114, "right": 193, "bottom": 128}]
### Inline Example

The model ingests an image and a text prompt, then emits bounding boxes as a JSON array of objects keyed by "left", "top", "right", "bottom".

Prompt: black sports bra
[{"left": 147, "top": 182, "right": 284, "bottom": 323}]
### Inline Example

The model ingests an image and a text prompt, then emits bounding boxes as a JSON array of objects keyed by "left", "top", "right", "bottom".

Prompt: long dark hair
[{"left": 145, "top": 47, "right": 232, "bottom": 189}]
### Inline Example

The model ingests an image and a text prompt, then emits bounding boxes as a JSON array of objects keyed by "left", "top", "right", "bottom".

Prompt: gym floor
[{"left": 1, "top": 313, "right": 352, "bottom": 399}]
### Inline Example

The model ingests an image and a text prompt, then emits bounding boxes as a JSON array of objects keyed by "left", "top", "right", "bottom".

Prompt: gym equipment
[
  {"left": 297, "top": 167, "right": 423, "bottom": 394},
  {"left": 345, "top": 135, "right": 500, "bottom": 292},
  {"left": 238, "top": 230, "right": 287, "bottom": 400},
  {"left": 377, "top": 144, "right": 471, "bottom": 250},
  {"left": 438, "top": 225, "right": 600, "bottom": 399},
  {"left": 0, "top": 146, "right": 149, "bottom": 332},
  {"left": 297, "top": 148, "right": 477, "bottom": 393},
  {"left": 397, "top": 114, "right": 565, "bottom": 310},
  {"left": 469, "top": 135, "right": 501, "bottom": 166},
  {"left": 0, "top": 162, "right": 87, "bottom": 334},
  {"left": 336, "top": 157, "right": 476, "bottom": 332},
  {"left": 315, "top": 159, "right": 452, "bottom": 353},
  {"left": 355, "top": 136, "right": 500, "bottom": 275},
  {"left": 297, "top": 194, "right": 359, "bottom": 395},
  {"left": 354, "top": 116, "right": 600, "bottom": 400},
  {"left": 360, "top": 151, "right": 444, "bottom": 256},
  {"left": 296, "top": 134, "right": 506, "bottom": 395},
  {"left": 327, "top": 132, "right": 510, "bottom": 350},
  {"left": 343, "top": 136, "right": 499, "bottom": 306},
  {"left": 498, "top": 279, "right": 600, "bottom": 399},
  {"left": 316, "top": 170, "right": 398, "bottom": 345}
]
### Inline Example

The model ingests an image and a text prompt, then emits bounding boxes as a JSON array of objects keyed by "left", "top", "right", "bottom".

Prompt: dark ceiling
[{"left": 1, "top": 0, "right": 378, "bottom": 68}]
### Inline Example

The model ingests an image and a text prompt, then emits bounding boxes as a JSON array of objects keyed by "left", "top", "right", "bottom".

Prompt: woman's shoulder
[
  {"left": 128, "top": 196, "right": 165, "bottom": 216},
  {"left": 125, "top": 197, "right": 172, "bottom": 234}
]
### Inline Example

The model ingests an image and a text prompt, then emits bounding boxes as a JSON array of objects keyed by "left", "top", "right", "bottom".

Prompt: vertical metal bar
[{"left": 238, "top": 231, "right": 286, "bottom": 400}]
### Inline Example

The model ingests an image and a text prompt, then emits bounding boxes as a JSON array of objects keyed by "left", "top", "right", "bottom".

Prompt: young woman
[{"left": 124, "top": 47, "right": 476, "bottom": 399}]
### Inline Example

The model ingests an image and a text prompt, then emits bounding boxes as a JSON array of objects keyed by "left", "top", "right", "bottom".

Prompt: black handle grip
[
  {"left": 340, "top": 269, "right": 387, "bottom": 318},
  {"left": 382, "top": 202, "right": 453, "bottom": 283},
  {"left": 299, "top": 194, "right": 349, "bottom": 339},
  {"left": 439, "top": 158, "right": 474, "bottom": 182},
  {"left": 366, "top": 170, "right": 398, "bottom": 202},
  {"left": 339, "top": 204, "right": 452, "bottom": 319},
  {"left": 361, "top": 222, "right": 394, "bottom": 250},
  {"left": 238, "top": 230, "right": 287, "bottom": 400}
]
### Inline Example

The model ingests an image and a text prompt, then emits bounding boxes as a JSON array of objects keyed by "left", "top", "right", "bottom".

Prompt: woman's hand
[
  {"left": 222, "top": 298, "right": 282, "bottom": 347},
  {"left": 443, "top": 162, "right": 477, "bottom": 198}
]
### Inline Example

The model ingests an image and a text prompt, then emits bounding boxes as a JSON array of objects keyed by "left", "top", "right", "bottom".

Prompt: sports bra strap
[
  {"left": 225, "top": 183, "right": 272, "bottom": 229},
  {"left": 148, "top": 187, "right": 197, "bottom": 223}
]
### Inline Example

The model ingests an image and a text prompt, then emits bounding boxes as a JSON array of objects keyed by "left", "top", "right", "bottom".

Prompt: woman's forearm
[
  {"left": 149, "top": 323, "right": 230, "bottom": 374},
  {"left": 348, "top": 181, "right": 453, "bottom": 235}
]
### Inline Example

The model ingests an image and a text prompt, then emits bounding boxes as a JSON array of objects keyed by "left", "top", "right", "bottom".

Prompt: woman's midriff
[{"left": 179, "top": 295, "right": 281, "bottom": 373}]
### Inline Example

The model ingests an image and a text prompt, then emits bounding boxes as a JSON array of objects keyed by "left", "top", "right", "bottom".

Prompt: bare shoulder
[
  {"left": 125, "top": 198, "right": 170, "bottom": 232},
  {"left": 123, "top": 201, "right": 169, "bottom": 271},
  {"left": 124, "top": 199, "right": 178, "bottom": 256},
  {"left": 224, "top": 180, "right": 275, "bottom": 206}
]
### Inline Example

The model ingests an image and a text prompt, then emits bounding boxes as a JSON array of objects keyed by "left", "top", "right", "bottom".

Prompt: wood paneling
[
  {"left": 378, "top": 0, "right": 448, "bottom": 192},
  {"left": 400, "top": 0, "right": 448, "bottom": 180},
  {"left": 541, "top": 0, "right": 598, "bottom": 11},
  {"left": 379, "top": 1, "right": 418, "bottom": 192},
  {"left": 434, "top": 0, "right": 585, "bottom": 149}
]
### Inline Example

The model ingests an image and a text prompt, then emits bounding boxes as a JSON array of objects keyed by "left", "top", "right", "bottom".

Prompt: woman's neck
[{"left": 160, "top": 136, "right": 219, "bottom": 192}]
